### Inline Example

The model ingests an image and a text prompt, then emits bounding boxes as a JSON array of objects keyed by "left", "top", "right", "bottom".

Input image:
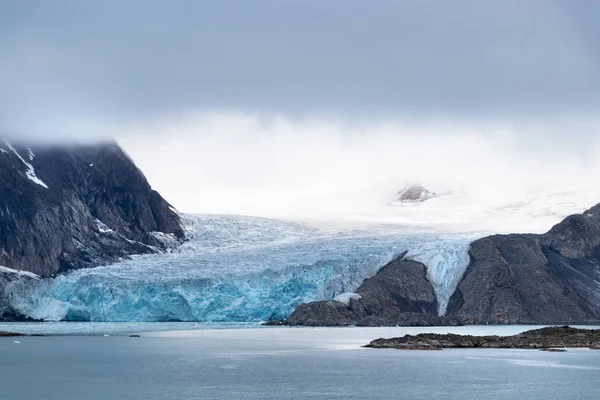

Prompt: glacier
[{"left": 5, "top": 214, "right": 479, "bottom": 322}]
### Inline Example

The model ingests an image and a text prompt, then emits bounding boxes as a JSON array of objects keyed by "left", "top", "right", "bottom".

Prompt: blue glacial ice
[{"left": 6, "top": 215, "right": 481, "bottom": 322}]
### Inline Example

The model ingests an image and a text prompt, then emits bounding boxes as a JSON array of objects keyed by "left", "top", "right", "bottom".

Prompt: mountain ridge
[{"left": 0, "top": 140, "right": 184, "bottom": 278}]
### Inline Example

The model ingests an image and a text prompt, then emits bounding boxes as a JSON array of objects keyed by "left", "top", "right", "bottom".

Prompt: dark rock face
[
  {"left": 448, "top": 204, "right": 600, "bottom": 325},
  {"left": 365, "top": 326, "right": 600, "bottom": 350},
  {"left": 0, "top": 140, "right": 184, "bottom": 278},
  {"left": 286, "top": 258, "right": 460, "bottom": 326}
]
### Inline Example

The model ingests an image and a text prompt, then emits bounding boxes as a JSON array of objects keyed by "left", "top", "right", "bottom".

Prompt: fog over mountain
[{"left": 2, "top": 1, "right": 599, "bottom": 226}]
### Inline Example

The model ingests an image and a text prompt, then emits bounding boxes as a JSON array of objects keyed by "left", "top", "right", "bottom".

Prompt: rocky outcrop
[
  {"left": 390, "top": 184, "right": 437, "bottom": 203},
  {"left": 289, "top": 203, "right": 600, "bottom": 326},
  {"left": 447, "top": 204, "right": 600, "bottom": 325},
  {"left": 365, "top": 326, "right": 600, "bottom": 350},
  {"left": 0, "top": 140, "right": 184, "bottom": 277},
  {"left": 286, "top": 257, "right": 460, "bottom": 326}
]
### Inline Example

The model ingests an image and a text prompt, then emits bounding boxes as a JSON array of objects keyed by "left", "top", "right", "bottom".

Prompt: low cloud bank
[{"left": 110, "top": 112, "right": 600, "bottom": 221}]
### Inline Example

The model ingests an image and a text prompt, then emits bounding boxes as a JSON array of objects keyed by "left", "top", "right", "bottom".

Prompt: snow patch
[
  {"left": 333, "top": 292, "right": 362, "bottom": 305},
  {"left": 6, "top": 144, "right": 49, "bottom": 189},
  {"left": 0, "top": 266, "right": 40, "bottom": 279},
  {"left": 95, "top": 219, "right": 113, "bottom": 233},
  {"left": 0, "top": 148, "right": 7, "bottom": 154}
]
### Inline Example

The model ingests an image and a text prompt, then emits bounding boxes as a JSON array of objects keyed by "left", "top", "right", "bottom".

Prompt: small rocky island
[{"left": 365, "top": 326, "right": 600, "bottom": 351}]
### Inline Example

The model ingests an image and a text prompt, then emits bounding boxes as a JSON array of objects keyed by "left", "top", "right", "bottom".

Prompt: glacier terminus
[{"left": 5, "top": 214, "right": 478, "bottom": 322}]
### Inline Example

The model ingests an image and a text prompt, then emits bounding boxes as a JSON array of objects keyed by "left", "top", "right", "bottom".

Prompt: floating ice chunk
[
  {"left": 333, "top": 292, "right": 362, "bottom": 305},
  {"left": 13, "top": 341, "right": 20, "bottom": 344},
  {"left": 7, "top": 144, "right": 49, "bottom": 189}
]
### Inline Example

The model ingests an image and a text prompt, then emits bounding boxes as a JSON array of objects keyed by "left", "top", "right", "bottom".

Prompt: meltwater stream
[{"left": 6, "top": 215, "right": 479, "bottom": 322}]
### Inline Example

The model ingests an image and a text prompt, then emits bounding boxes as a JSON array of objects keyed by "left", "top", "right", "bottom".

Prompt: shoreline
[{"left": 3, "top": 323, "right": 600, "bottom": 342}]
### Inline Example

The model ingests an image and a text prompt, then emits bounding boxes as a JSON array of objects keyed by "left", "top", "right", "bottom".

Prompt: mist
[
  {"left": 110, "top": 112, "right": 600, "bottom": 223},
  {"left": 3, "top": 1, "right": 600, "bottom": 228}
]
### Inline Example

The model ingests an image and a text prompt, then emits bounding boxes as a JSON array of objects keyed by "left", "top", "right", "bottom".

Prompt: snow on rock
[
  {"left": 6, "top": 144, "right": 49, "bottom": 189},
  {"left": 390, "top": 184, "right": 437, "bottom": 204},
  {"left": 0, "top": 266, "right": 40, "bottom": 279},
  {"left": 333, "top": 292, "right": 362, "bottom": 305},
  {"left": 149, "top": 231, "right": 181, "bottom": 251},
  {"left": 95, "top": 219, "right": 113, "bottom": 233}
]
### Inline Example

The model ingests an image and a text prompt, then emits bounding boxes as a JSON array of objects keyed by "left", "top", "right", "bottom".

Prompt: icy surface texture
[
  {"left": 6, "top": 215, "right": 478, "bottom": 322},
  {"left": 404, "top": 241, "right": 471, "bottom": 315}
]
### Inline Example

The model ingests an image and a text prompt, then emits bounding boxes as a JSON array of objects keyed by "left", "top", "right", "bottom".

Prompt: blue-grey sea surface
[{"left": 1, "top": 325, "right": 599, "bottom": 400}]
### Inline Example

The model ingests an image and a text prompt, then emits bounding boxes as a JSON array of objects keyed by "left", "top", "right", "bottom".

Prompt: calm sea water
[{"left": 1, "top": 324, "right": 599, "bottom": 400}]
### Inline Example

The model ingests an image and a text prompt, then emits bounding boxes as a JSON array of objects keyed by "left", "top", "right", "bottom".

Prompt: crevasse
[{"left": 6, "top": 215, "right": 479, "bottom": 322}]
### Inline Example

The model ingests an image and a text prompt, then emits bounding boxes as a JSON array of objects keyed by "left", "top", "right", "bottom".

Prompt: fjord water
[{"left": 1, "top": 325, "right": 599, "bottom": 400}]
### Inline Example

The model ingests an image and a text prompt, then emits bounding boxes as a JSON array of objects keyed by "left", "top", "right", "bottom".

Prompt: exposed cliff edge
[
  {"left": 287, "top": 204, "right": 600, "bottom": 326},
  {"left": 0, "top": 140, "right": 184, "bottom": 318}
]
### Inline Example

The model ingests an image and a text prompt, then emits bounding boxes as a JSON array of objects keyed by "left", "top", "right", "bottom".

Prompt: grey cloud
[{"left": 1, "top": 0, "right": 599, "bottom": 135}]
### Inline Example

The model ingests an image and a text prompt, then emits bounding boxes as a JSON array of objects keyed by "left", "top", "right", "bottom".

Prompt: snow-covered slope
[
  {"left": 5, "top": 215, "right": 477, "bottom": 322},
  {"left": 367, "top": 187, "right": 600, "bottom": 234}
]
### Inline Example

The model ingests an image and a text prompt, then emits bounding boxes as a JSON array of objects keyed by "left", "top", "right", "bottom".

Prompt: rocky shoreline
[
  {"left": 364, "top": 326, "right": 600, "bottom": 351},
  {"left": 0, "top": 331, "right": 25, "bottom": 337}
]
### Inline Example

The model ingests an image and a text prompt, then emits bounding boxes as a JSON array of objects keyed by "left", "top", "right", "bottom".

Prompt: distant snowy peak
[{"left": 389, "top": 184, "right": 438, "bottom": 204}]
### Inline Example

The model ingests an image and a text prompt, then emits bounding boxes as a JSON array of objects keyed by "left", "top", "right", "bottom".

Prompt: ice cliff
[{"left": 4, "top": 215, "right": 476, "bottom": 322}]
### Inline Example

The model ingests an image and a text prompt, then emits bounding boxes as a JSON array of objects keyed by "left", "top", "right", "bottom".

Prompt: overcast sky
[
  {"left": 2, "top": 1, "right": 600, "bottom": 218},
  {"left": 2, "top": 0, "right": 599, "bottom": 125}
]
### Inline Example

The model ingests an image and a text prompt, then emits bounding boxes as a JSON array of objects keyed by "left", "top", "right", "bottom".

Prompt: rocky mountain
[
  {"left": 0, "top": 140, "right": 184, "bottom": 279},
  {"left": 287, "top": 204, "right": 600, "bottom": 326},
  {"left": 447, "top": 204, "right": 600, "bottom": 324}
]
